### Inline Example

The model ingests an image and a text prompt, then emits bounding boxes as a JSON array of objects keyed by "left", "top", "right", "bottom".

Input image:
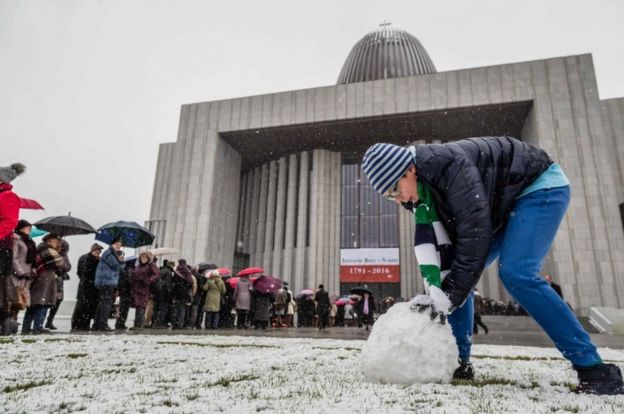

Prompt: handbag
[{"left": 10, "top": 285, "right": 28, "bottom": 311}]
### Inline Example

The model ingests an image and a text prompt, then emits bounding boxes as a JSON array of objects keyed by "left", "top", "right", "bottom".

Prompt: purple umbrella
[{"left": 252, "top": 275, "right": 283, "bottom": 294}]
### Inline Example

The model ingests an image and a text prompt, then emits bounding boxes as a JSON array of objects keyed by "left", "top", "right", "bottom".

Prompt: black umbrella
[
  {"left": 95, "top": 221, "right": 155, "bottom": 248},
  {"left": 34, "top": 215, "right": 96, "bottom": 237},
  {"left": 350, "top": 286, "right": 373, "bottom": 296}
]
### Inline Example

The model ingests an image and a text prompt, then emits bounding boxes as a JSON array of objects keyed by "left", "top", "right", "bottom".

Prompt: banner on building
[{"left": 340, "top": 248, "right": 400, "bottom": 283}]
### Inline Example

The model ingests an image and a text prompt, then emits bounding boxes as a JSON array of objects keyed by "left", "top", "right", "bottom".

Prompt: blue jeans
[
  {"left": 23, "top": 305, "right": 49, "bottom": 331},
  {"left": 205, "top": 311, "right": 219, "bottom": 329},
  {"left": 448, "top": 186, "right": 601, "bottom": 367}
]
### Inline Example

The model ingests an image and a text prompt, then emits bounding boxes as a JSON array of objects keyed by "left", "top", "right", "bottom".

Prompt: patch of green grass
[
  {"left": 212, "top": 374, "right": 259, "bottom": 387},
  {"left": 102, "top": 367, "right": 136, "bottom": 374},
  {"left": 312, "top": 346, "right": 360, "bottom": 351},
  {"left": 0, "top": 338, "right": 15, "bottom": 344},
  {"left": 186, "top": 393, "right": 199, "bottom": 401},
  {"left": 21, "top": 338, "right": 36, "bottom": 344},
  {"left": 471, "top": 354, "right": 559, "bottom": 362},
  {"left": 67, "top": 353, "right": 88, "bottom": 359},
  {"left": 156, "top": 341, "right": 279, "bottom": 349},
  {"left": 162, "top": 399, "right": 179, "bottom": 407},
  {"left": 452, "top": 376, "right": 519, "bottom": 388},
  {"left": 44, "top": 338, "right": 84, "bottom": 343},
  {"left": 3, "top": 380, "right": 52, "bottom": 393}
]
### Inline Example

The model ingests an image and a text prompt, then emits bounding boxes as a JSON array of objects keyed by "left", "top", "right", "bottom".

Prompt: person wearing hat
[
  {"left": 0, "top": 163, "right": 25, "bottom": 335},
  {"left": 93, "top": 237, "right": 124, "bottom": 331},
  {"left": 44, "top": 238, "right": 71, "bottom": 330},
  {"left": 71, "top": 243, "right": 104, "bottom": 331},
  {"left": 362, "top": 137, "right": 623, "bottom": 395},
  {"left": 9, "top": 220, "right": 36, "bottom": 331},
  {"left": 129, "top": 252, "right": 159, "bottom": 330},
  {"left": 24, "top": 233, "right": 65, "bottom": 334},
  {"left": 201, "top": 268, "right": 225, "bottom": 329}
]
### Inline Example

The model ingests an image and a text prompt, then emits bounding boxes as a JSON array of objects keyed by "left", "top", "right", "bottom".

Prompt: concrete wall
[{"left": 149, "top": 54, "right": 624, "bottom": 313}]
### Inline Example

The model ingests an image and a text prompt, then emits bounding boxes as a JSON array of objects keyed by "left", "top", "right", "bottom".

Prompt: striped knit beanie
[{"left": 362, "top": 143, "right": 415, "bottom": 195}]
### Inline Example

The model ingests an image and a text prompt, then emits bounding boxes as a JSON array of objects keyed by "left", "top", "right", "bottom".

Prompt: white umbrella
[{"left": 148, "top": 247, "right": 179, "bottom": 256}]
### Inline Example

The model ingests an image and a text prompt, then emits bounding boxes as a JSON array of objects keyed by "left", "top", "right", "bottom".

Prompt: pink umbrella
[
  {"left": 237, "top": 267, "right": 264, "bottom": 277},
  {"left": 218, "top": 267, "right": 232, "bottom": 276},
  {"left": 19, "top": 198, "right": 44, "bottom": 210},
  {"left": 228, "top": 276, "right": 258, "bottom": 289},
  {"left": 335, "top": 298, "right": 349, "bottom": 306},
  {"left": 252, "top": 275, "right": 282, "bottom": 294}
]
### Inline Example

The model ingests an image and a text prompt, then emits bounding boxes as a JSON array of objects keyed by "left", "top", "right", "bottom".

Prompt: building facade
[{"left": 148, "top": 25, "right": 624, "bottom": 314}]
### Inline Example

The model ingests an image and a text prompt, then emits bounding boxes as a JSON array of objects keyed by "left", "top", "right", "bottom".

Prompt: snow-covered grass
[{"left": 0, "top": 334, "right": 623, "bottom": 413}]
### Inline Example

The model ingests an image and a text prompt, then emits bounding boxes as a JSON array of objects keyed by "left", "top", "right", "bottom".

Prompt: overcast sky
[{"left": 1, "top": 0, "right": 623, "bottom": 298}]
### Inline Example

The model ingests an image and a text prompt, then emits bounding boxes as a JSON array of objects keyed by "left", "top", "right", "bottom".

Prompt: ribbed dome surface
[{"left": 337, "top": 25, "right": 436, "bottom": 85}]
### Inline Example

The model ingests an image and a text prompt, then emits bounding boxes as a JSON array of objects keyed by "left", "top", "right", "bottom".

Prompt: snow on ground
[{"left": 0, "top": 334, "right": 623, "bottom": 413}]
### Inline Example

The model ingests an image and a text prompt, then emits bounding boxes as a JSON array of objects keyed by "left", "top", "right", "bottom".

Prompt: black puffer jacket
[{"left": 409, "top": 136, "right": 553, "bottom": 308}]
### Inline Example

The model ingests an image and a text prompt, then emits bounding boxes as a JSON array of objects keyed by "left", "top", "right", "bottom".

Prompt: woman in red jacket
[{"left": 0, "top": 163, "right": 26, "bottom": 335}]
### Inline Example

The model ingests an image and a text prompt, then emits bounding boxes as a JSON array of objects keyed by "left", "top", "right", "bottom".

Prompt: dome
[{"left": 337, "top": 24, "right": 436, "bottom": 85}]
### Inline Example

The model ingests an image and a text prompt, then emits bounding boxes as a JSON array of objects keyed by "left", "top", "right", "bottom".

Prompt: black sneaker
[
  {"left": 453, "top": 361, "right": 474, "bottom": 380},
  {"left": 575, "top": 363, "right": 624, "bottom": 395}
]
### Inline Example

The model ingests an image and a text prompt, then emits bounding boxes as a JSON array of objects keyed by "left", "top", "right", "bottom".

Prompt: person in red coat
[{"left": 0, "top": 163, "right": 26, "bottom": 335}]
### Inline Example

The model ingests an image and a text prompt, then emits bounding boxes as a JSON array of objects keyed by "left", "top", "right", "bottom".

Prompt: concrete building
[{"left": 147, "top": 24, "right": 624, "bottom": 314}]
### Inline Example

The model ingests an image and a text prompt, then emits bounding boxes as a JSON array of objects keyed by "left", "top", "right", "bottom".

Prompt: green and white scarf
[{"left": 413, "top": 181, "right": 453, "bottom": 292}]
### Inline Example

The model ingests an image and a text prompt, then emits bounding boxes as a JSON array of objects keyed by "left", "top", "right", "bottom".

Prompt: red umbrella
[
  {"left": 252, "top": 275, "right": 283, "bottom": 294},
  {"left": 19, "top": 198, "right": 44, "bottom": 210},
  {"left": 218, "top": 268, "right": 232, "bottom": 276},
  {"left": 227, "top": 276, "right": 258, "bottom": 289},
  {"left": 237, "top": 267, "right": 264, "bottom": 277}
]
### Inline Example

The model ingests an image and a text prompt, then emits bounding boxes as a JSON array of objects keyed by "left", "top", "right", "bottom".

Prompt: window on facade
[{"left": 341, "top": 158, "right": 399, "bottom": 248}]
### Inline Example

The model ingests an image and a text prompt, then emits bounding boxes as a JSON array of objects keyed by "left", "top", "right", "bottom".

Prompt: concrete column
[
  {"left": 329, "top": 151, "right": 342, "bottom": 294},
  {"left": 263, "top": 161, "right": 278, "bottom": 271},
  {"left": 242, "top": 169, "right": 255, "bottom": 253},
  {"left": 272, "top": 157, "right": 288, "bottom": 278},
  {"left": 251, "top": 166, "right": 265, "bottom": 265},
  {"left": 282, "top": 154, "right": 298, "bottom": 284},
  {"left": 307, "top": 150, "right": 321, "bottom": 289},
  {"left": 236, "top": 173, "right": 248, "bottom": 252},
  {"left": 294, "top": 151, "right": 309, "bottom": 292}
]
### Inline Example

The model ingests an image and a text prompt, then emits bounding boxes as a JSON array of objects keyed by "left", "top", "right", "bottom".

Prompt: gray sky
[{"left": 1, "top": 0, "right": 623, "bottom": 298}]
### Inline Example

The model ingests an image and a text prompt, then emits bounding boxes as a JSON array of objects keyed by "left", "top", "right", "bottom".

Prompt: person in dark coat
[
  {"left": 71, "top": 243, "right": 103, "bottom": 331},
  {"left": 335, "top": 302, "right": 345, "bottom": 327},
  {"left": 251, "top": 289, "right": 273, "bottom": 330},
  {"left": 298, "top": 295, "right": 316, "bottom": 327},
  {"left": 0, "top": 163, "right": 25, "bottom": 335},
  {"left": 354, "top": 292, "right": 375, "bottom": 330},
  {"left": 129, "top": 252, "right": 159, "bottom": 330},
  {"left": 189, "top": 266, "right": 208, "bottom": 329},
  {"left": 115, "top": 256, "right": 136, "bottom": 330},
  {"left": 314, "top": 285, "right": 331, "bottom": 331},
  {"left": 44, "top": 239, "right": 71, "bottom": 330},
  {"left": 544, "top": 274, "right": 564, "bottom": 299},
  {"left": 219, "top": 276, "right": 235, "bottom": 328},
  {"left": 93, "top": 238, "right": 124, "bottom": 331},
  {"left": 171, "top": 259, "right": 193, "bottom": 329},
  {"left": 473, "top": 290, "right": 489, "bottom": 335},
  {"left": 152, "top": 260, "right": 175, "bottom": 328},
  {"left": 25, "top": 233, "right": 65, "bottom": 334},
  {"left": 10, "top": 220, "right": 36, "bottom": 327},
  {"left": 362, "top": 137, "right": 623, "bottom": 394}
]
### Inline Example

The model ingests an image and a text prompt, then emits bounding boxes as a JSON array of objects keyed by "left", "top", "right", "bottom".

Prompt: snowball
[{"left": 360, "top": 302, "right": 458, "bottom": 384}]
